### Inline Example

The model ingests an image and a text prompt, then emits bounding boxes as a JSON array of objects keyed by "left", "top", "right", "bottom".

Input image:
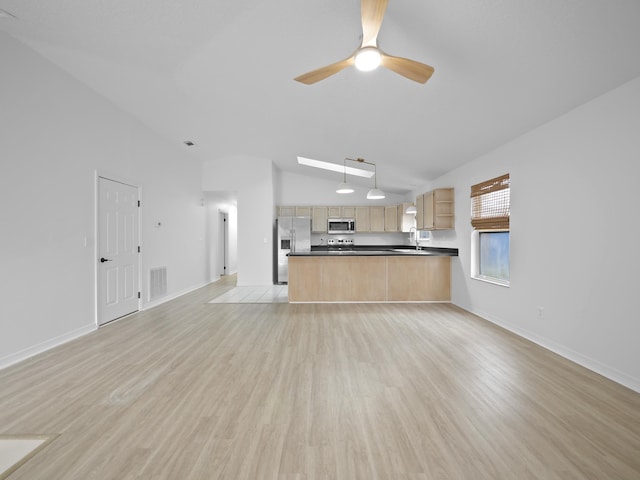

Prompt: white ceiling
[{"left": 2, "top": 0, "right": 640, "bottom": 194}]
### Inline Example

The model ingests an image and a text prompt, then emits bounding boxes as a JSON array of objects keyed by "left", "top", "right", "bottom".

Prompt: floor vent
[{"left": 149, "top": 267, "right": 167, "bottom": 301}]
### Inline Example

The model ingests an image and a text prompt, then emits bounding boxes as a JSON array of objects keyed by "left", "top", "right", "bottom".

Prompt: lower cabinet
[{"left": 288, "top": 256, "right": 451, "bottom": 302}]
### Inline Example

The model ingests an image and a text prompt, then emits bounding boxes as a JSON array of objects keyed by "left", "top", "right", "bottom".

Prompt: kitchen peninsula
[{"left": 287, "top": 247, "right": 458, "bottom": 303}]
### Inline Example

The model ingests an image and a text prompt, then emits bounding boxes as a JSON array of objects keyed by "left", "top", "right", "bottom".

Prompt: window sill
[{"left": 471, "top": 275, "right": 510, "bottom": 287}]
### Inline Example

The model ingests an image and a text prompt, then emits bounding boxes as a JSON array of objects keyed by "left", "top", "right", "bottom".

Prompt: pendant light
[
  {"left": 336, "top": 158, "right": 354, "bottom": 194},
  {"left": 405, "top": 204, "right": 417, "bottom": 214},
  {"left": 366, "top": 163, "right": 385, "bottom": 200}
]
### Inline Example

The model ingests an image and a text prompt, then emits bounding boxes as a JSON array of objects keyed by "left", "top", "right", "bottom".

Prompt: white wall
[
  {"left": 422, "top": 76, "right": 640, "bottom": 392},
  {"left": 202, "top": 156, "right": 274, "bottom": 286},
  {"left": 0, "top": 34, "right": 208, "bottom": 367}
]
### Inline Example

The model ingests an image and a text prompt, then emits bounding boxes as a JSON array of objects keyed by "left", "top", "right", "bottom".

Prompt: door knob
[{"left": 100, "top": 257, "right": 112, "bottom": 263}]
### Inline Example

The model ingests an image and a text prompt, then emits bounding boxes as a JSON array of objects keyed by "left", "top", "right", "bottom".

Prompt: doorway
[{"left": 97, "top": 177, "right": 140, "bottom": 325}]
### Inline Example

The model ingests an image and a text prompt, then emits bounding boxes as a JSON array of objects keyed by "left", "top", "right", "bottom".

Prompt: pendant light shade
[
  {"left": 366, "top": 163, "right": 385, "bottom": 200},
  {"left": 337, "top": 157, "right": 385, "bottom": 199},
  {"left": 405, "top": 204, "right": 417, "bottom": 214},
  {"left": 337, "top": 182, "right": 354, "bottom": 194},
  {"left": 336, "top": 159, "right": 355, "bottom": 194},
  {"left": 366, "top": 188, "right": 385, "bottom": 200}
]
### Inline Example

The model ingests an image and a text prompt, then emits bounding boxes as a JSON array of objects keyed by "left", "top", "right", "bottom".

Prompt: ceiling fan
[{"left": 294, "top": 0, "right": 434, "bottom": 85}]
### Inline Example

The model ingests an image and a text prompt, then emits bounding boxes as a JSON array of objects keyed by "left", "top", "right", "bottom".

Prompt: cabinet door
[
  {"left": 355, "top": 207, "right": 370, "bottom": 232},
  {"left": 312, "top": 207, "right": 328, "bottom": 233},
  {"left": 342, "top": 206, "right": 356, "bottom": 218},
  {"left": 278, "top": 206, "right": 295, "bottom": 217},
  {"left": 416, "top": 194, "right": 425, "bottom": 229},
  {"left": 397, "top": 204, "right": 405, "bottom": 231},
  {"left": 295, "top": 206, "right": 311, "bottom": 217},
  {"left": 385, "top": 206, "right": 398, "bottom": 232},
  {"left": 370, "top": 206, "right": 385, "bottom": 232},
  {"left": 433, "top": 188, "right": 455, "bottom": 229},
  {"left": 327, "top": 206, "right": 342, "bottom": 218},
  {"left": 423, "top": 191, "right": 435, "bottom": 229}
]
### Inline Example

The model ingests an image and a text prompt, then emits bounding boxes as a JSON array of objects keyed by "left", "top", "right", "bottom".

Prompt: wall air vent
[{"left": 149, "top": 267, "right": 167, "bottom": 301}]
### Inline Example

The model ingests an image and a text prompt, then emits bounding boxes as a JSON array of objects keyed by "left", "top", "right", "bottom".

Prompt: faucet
[{"left": 409, "top": 227, "right": 421, "bottom": 250}]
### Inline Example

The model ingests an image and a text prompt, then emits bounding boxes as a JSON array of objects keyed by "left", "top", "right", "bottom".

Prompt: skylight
[{"left": 297, "top": 156, "right": 375, "bottom": 178}]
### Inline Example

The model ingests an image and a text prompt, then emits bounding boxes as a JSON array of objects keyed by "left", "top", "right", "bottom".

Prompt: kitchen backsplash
[{"left": 311, "top": 232, "right": 413, "bottom": 246}]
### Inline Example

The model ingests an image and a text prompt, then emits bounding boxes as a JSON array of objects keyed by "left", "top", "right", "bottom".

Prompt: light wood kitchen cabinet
[
  {"left": 415, "top": 188, "right": 455, "bottom": 230},
  {"left": 341, "top": 206, "right": 356, "bottom": 218},
  {"left": 278, "top": 206, "right": 296, "bottom": 217},
  {"left": 327, "top": 206, "right": 356, "bottom": 218},
  {"left": 416, "top": 194, "right": 425, "bottom": 229},
  {"left": 423, "top": 192, "right": 435, "bottom": 229},
  {"left": 370, "top": 206, "right": 385, "bottom": 232},
  {"left": 385, "top": 206, "right": 398, "bottom": 232},
  {"left": 327, "top": 206, "right": 342, "bottom": 218},
  {"left": 312, "top": 207, "right": 328, "bottom": 233},
  {"left": 355, "top": 207, "right": 370, "bottom": 232},
  {"left": 424, "top": 188, "right": 454, "bottom": 230},
  {"left": 295, "top": 206, "right": 311, "bottom": 217},
  {"left": 288, "top": 255, "right": 451, "bottom": 302}
]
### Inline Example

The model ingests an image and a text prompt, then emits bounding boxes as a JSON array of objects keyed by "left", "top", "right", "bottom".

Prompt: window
[{"left": 470, "top": 174, "right": 510, "bottom": 286}]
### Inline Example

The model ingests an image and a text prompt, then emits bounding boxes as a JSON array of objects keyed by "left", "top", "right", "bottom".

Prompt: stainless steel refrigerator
[{"left": 276, "top": 216, "right": 311, "bottom": 284}]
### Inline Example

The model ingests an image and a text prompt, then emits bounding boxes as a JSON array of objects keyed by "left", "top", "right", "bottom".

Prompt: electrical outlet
[{"left": 537, "top": 306, "right": 544, "bottom": 319}]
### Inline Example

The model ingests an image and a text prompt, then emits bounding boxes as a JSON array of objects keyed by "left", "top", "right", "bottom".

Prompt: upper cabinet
[
  {"left": 341, "top": 206, "right": 356, "bottom": 218},
  {"left": 327, "top": 206, "right": 342, "bottom": 218},
  {"left": 277, "top": 203, "right": 421, "bottom": 233},
  {"left": 416, "top": 194, "right": 425, "bottom": 229},
  {"left": 312, "top": 207, "right": 328, "bottom": 233},
  {"left": 328, "top": 206, "right": 357, "bottom": 218},
  {"left": 355, "top": 206, "right": 370, "bottom": 232},
  {"left": 416, "top": 188, "right": 455, "bottom": 230},
  {"left": 385, "top": 206, "right": 398, "bottom": 232},
  {"left": 278, "top": 206, "right": 296, "bottom": 217},
  {"left": 370, "top": 206, "right": 385, "bottom": 232},
  {"left": 295, "top": 206, "right": 311, "bottom": 217}
]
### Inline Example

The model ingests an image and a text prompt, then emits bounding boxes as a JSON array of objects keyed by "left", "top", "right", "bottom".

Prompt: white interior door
[{"left": 98, "top": 177, "right": 140, "bottom": 325}]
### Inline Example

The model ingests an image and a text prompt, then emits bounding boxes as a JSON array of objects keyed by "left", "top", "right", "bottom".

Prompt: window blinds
[{"left": 470, "top": 173, "right": 510, "bottom": 229}]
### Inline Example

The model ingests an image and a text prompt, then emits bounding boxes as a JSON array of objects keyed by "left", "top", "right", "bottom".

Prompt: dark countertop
[{"left": 289, "top": 245, "right": 458, "bottom": 257}]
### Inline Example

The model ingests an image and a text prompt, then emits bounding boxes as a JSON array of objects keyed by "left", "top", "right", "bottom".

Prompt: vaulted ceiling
[{"left": 2, "top": 0, "right": 640, "bottom": 193}]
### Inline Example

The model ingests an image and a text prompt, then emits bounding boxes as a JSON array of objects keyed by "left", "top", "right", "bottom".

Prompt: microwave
[{"left": 328, "top": 218, "right": 356, "bottom": 234}]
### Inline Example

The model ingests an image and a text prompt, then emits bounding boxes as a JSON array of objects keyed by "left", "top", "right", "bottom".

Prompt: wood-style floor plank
[{"left": 1, "top": 275, "right": 639, "bottom": 479}]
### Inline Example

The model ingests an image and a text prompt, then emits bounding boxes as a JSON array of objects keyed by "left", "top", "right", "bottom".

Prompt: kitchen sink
[{"left": 389, "top": 248, "right": 434, "bottom": 254}]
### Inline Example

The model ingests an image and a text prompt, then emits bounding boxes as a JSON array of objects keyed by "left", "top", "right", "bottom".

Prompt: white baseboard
[
  {"left": 142, "top": 281, "right": 211, "bottom": 310},
  {"left": 461, "top": 305, "right": 640, "bottom": 394},
  {"left": 0, "top": 324, "right": 96, "bottom": 371}
]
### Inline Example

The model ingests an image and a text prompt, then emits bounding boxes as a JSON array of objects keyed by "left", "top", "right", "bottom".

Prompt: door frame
[{"left": 95, "top": 171, "right": 142, "bottom": 326}]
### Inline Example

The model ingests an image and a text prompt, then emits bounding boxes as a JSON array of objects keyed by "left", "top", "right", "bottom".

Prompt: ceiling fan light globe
[{"left": 355, "top": 47, "right": 381, "bottom": 72}]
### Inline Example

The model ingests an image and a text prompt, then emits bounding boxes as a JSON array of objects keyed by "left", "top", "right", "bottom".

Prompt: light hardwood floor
[{"left": 1, "top": 275, "right": 639, "bottom": 479}]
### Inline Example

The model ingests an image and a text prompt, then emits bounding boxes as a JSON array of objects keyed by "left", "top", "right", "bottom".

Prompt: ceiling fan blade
[
  {"left": 380, "top": 53, "right": 434, "bottom": 84},
  {"left": 361, "top": 0, "right": 388, "bottom": 47},
  {"left": 294, "top": 57, "right": 355, "bottom": 85}
]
